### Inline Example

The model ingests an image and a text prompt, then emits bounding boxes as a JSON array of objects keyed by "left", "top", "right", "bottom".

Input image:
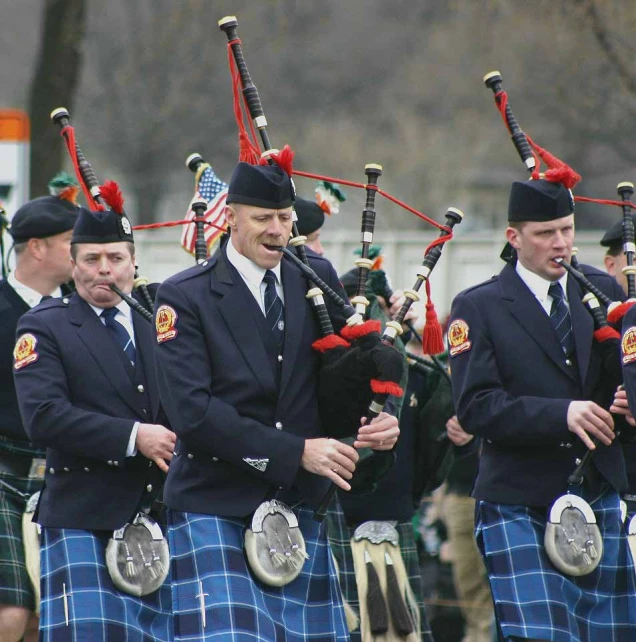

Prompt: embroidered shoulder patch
[
  {"left": 622, "top": 326, "right": 636, "bottom": 365},
  {"left": 243, "top": 457, "right": 269, "bottom": 473},
  {"left": 448, "top": 319, "right": 471, "bottom": 357},
  {"left": 156, "top": 305, "right": 178, "bottom": 344},
  {"left": 13, "top": 333, "right": 39, "bottom": 371}
]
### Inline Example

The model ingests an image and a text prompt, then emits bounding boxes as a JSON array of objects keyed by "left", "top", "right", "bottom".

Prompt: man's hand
[
  {"left": 567, "top": 401, "right": 615, "bottom": 450},
  {"left": 354, "top": 411, "right": 399, "bottom": 451},
  {"left": 387, "top": 291, "right": 418, "bottom": 325},
  {"left": 300, "top": 438, "right": 359, "bottom": 491},
  {"left": 136, "top": 423, "right": 176, "bottom": 473},
  {"left": 446, "top": 415, "right": 473, "bottom": 447},
  {"left": 610, "top": 387, "right": 636, "bottom": 427}
]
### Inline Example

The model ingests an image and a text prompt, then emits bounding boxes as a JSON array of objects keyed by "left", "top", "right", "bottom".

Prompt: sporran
[
  {"left": 544, "top": 493, "right": 603, "bottom": 576},
  {"left": 244, "top": 499, "right": 308, "bottom": 587},
  {"left": 105, "top": 511, "right": 169, "bottom": 596}
]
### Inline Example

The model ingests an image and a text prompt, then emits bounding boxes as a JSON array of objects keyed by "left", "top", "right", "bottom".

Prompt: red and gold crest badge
[
  {"left": 156, "top": 305, "right": 178, "bottom": 344},
  {"left": 622, "top": 326, "right": 636, "bottom": 365},
  {"left": 448, "top": 319, "right": 471, "bottom": 357},
  {"left": 13, "top": 333, "right": 39, "bottom": 371}
]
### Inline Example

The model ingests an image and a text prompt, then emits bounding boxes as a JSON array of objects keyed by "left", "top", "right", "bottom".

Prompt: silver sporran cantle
[
  {"left": 544, "top": 493, "right": 603, "bottom": 576},
  {"left": 105, "top": 511, "right": 169, "bottom": 596},
  {"left": 244, "top": 499, "right": 308, "bottom": 587}
]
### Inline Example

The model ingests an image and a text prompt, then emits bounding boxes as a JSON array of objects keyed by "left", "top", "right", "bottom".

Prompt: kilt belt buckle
[
  {"left": 545, "top": 493, "right": 603, "bottom": 577},
  {"left": 105, "top": 511, "right": 169, "bottom": 596},
  {"left": 28, "top": 458, "right": 46, "bottom": 480},
  {"left": 244, "top": 499, "right": 308, "bottom": 587},
  {"left": 352, "top": 521, "right": 416, "bottom": 638}
]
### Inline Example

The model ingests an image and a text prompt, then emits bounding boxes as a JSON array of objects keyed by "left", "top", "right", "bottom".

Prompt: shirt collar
[
  {"left": 7, "top": 271, "right": 62, "bottom": 308},
  {"left": 515, "top": 260, "right": 568, "bottom": 302},
  {"left": 225, "top": 235, "right": 282, "bottom": 287},
  {"left": 88, "top": 296, "right": 134, "bottom": 322}
]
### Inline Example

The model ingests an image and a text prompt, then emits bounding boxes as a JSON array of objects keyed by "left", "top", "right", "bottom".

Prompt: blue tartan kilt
[
  {"left": 475, "top": 488, "right": 636, "bottom": 642},
  {"left": 40, "top": 527, "right": 173, "bottom": 642},
  {"left": 168, "top": 507, "right": 349, "bottom": 641}
]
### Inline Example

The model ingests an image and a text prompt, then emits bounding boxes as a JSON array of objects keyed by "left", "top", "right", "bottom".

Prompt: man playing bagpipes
[
  {"left": 0, "top": 176, "right": 78, "bottom": 642},
  {"left": 153, "top": 155, "right": 401, "bottom": 641},
  {"left": 449, "top": 176, "right": 636, "bottom": 642},
  {"left": 13, "top": 202, "right": 176, "bottom": 641}
]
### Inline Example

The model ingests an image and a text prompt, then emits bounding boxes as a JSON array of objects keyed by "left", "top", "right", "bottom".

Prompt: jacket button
[
  {"left": 62, "top": 298, "right": 69, "bottom": 304},
  {"left": 277, "top": 355, "right": 283, "bottom": 362},
  {"left": 142, "top": 409, "right": 148, "bottom": 416},
  {"left": 107, "top": 460, "right": 113, "bottom": 466},
  {"left": 63, "top": 467, "right": 70, "bottom": 472},
  {"left": 275, "top": 422, "right": 283, "bottom": 430},
  {"left": 49, "top": 467, "right": 55, "bottom": 474},
  {"left": 146, "top": 484, "right": 153, "bottom": 492},
  {"left": 212, "top": 457, "right": 219, "bottom": 462},
  {"left": 84, "top": 467, "right": 90, "bottom": 472},
  {"left": 575, "top": 458, "right": 582, "bottom": 465},
  {"left": 565, "top": 443, "right": 572, "bottom": 448},
  {"left": 565, "top": 359, "right": 572, "bottom": 366},
  {"left": 187, "top": 453, "right": 194, "bottom": 459},
  {"left": 113, "top": 461, "right": 119, "bottom": 467},
  {"left": 137, "top": 384, "right": 145, "bottom": 393}
]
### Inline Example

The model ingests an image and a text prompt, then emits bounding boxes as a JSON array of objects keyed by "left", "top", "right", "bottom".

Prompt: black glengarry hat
[
  {"left": 71, "top": 181, "right": 134, "bottom": 245},
  {"left": 508, "top": 178, "right": 574, "bottom": 222},
  {"left": 294, "top": 197, "right": 325, "bottom": 236},
  {"left": 600, "top": 215, "right": 636, "bottom": 248},
  {"left": 9, "top": 196, "right": 79, "bottom": 243},
  {"left": 226, "top": 162, "right": 294, "bottom": 210}
]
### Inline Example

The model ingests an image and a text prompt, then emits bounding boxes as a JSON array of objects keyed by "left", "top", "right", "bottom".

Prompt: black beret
[
  {"left": 71, "top": 208, "right": 134, "bottom": 245},
  {"left": 294, "top": 197, "right": 325, "bottom": 236},
  {"left": 600, "top": 215, "right": 636, "bottom": 248},
  {"left": 226, "top": 162, "right": 294, "bottom": 210},
  {"left": 9, "top": 196, "right": 79, "bottom": 243},
  {"left": 508, "top": 178, "right": 574, "bottom": 222}
]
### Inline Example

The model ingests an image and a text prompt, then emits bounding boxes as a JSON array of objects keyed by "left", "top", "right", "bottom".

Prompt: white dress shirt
[
  {"left": 7, "top": 271, "right": 62, "bottom": 308},
  {"left": 225, "top": 237, "right": 285, "bottom": 312},
  {"left": 516, "top": 260, "right": 569, "bottom": 316}
]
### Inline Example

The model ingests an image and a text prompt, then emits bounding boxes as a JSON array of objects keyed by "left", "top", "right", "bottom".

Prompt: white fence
[{"left": 133, "top": 228, "right": 611, "bottom": 322}]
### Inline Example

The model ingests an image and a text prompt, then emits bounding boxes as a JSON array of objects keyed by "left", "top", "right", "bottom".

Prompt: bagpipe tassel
[
  {"left": 364, "top": 550, "right": 389, "bottom": 635},
  {"left": 385, "top": 552, "right": 414, "bottom": 636},
  {"left": 422, "top": 279, "right": 445, "bottom": 356}
]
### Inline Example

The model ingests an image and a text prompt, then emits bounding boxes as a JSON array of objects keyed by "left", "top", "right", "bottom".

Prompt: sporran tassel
[
  {"left": 364, "top": 550, "right": 388, "bottom": 635},
  {"left": 124, "top": 542, "right": 136, "bottom": 578},
  {"left": 385, "top": 552, "right": 414, "bottom": 636}
]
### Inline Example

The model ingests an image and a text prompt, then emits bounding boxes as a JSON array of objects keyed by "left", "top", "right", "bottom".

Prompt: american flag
[{"left": 180, "top": 164, "right": 228, "bottom": 255}]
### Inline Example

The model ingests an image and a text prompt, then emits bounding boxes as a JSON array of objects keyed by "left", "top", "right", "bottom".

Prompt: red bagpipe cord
[
  {"left": 607, "top": 301, "right": 636, "bottom": 326},
  {"left": 59, "top": 125, "right": 104, "bottom": 211},
  {"left": 593, "top": 326, "right": 620, "bottom": 342}
]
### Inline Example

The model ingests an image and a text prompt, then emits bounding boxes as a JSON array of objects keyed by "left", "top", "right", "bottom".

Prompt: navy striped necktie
[
  {"left": 101, "top": 307, "right": 136, "bottom": 366},
  {"left": 548, "top": 282, "right": 574, "bottom": 357},
  {"left": 263, "top": 270, "right": 285, "bottom": 349}
]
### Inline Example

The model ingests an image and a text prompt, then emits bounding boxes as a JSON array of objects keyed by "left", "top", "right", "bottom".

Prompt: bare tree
[{"left": 29, "top": 0, "right": 86, "bottom": 195}]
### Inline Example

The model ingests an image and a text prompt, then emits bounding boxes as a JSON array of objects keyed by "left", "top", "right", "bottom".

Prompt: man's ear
[
  {"left": 224, "top": 205, "right": 237, "bottom": 230},
  {"left": 505, "top": 226, "right": 521, "bottom": 250},
  {"left": 604, "top": 254, "right": 616, "bottom": 276},
  {"left": 26, "top": 237, "right": 44, "bottom": 260}
]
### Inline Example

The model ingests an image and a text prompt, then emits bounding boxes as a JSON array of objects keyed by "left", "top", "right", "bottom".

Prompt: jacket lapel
[
  {"left": 68, "top": 295, "right": 144, "bottom": 414},
  {"left": 133, "top": 303, "right": 161, "bottom": 420},
  {"left": 279, "top": 256, "right": 307, "bottom": 397},
  {"left": 567, "top": 276, "right": 593, "bottom": 384},
  {"left": 499, "top": 264, "right": 577, "bottom": 380},
  {"left": 212, "top": 252, "right": 278, "bottom": 401}
]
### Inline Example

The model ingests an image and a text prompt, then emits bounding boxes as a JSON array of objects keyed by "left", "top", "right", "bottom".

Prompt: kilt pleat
[
  {"left": 0, "top": 474, "right": 41, "bottom": 609},
  {"left": 326, "top": 499, "right": 434, "bottom": 642},
  {"left": 475, "top": 488, "right": 636, "bottom": 642},
  {"left": 168, "top": 507, "right": 349, "bottom": 641},
  {"left": 40, "top": 527, "right": 173, "bottom": 642}
]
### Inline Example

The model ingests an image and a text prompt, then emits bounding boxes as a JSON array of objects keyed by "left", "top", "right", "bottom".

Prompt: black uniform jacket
[
  {"left": 450, "top": 262, "right": 627, "bottom": 507},
  {"left": 13, "top": 290, "right": 166, "bottom": 530},
  {"left": 0, "top": 279, "right": 30, "bottom": 443},
  {"left": 154, "top": 247, "right": 347, "bottom": 517}
]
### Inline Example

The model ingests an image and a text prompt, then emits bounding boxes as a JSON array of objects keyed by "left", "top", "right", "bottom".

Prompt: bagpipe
[
  {"left": 50, "top": 108, "right": 155, "bottom": 320},
  {"left": 484, "top": 69, "right": 634, "bottom": 577},
  {"left": 48, "top": 108, "right": 168, "bottom": 596}
]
